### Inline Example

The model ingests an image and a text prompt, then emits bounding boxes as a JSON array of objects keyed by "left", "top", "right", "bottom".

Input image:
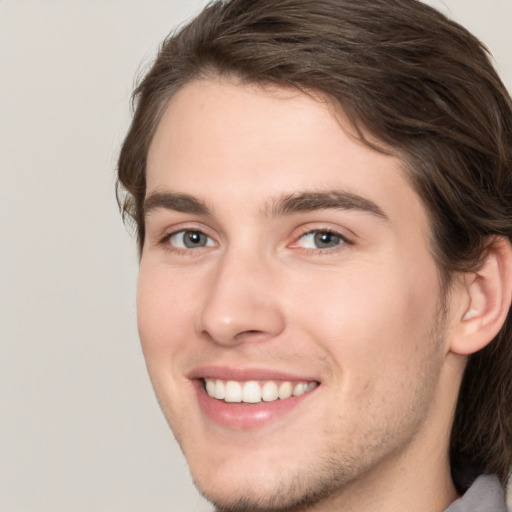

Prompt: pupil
[
  {"left": 314, "top": 232, "right": 340, "bottom": 248},
  {"left": 185, "top": 231, "right": 204, "bottom": 247}
]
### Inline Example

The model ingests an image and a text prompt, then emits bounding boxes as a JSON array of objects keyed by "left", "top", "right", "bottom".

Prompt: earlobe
[{"left": 450, "top": 237, "right": 512, "bottom": 356}]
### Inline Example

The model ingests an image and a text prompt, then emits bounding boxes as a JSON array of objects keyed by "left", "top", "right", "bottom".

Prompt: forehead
[{"left": 146, "top": 78, "right": 428, "bottom": 233}]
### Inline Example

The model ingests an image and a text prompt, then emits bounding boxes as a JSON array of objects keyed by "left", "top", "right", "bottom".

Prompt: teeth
[
  {"left": 242, "top": 381, "right": 261, "bottom": 403},
  {"left": 225, "top": 381, "right": 242, "bottom": 402},
  {"left": 278, "top": 381, "right": 293, "bottom": 399},
  {"left": 204, "top": 378, "right": 318, "bottom": 403},
  {"left": 261, "top": 381, "right": 279, "bottom": 402},
  {"left": 214, "top": 379, "right": 225, "bottom": 400},
  {"left": 205, "top": 379, "right": 216, "bottom": 397},
  {"left": 293, "top": 382, "right": 308, "bottom": 396}
]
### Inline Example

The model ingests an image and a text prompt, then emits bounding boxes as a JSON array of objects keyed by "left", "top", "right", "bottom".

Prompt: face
[{"left": 138, "top": 79, "right": 456, "bottom": 511}]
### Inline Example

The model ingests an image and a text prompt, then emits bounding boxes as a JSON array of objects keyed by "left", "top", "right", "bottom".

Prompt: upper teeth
[{"left": 204, "top": 379, "right": 318, "bottom": 403}]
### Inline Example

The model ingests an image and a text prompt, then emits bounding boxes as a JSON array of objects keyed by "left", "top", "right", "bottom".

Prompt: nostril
[{"left": 234, "top": 329, "right": 268, "bottom": 343}]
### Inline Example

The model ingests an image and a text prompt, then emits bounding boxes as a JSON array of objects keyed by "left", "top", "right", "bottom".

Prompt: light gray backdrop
[{"left": 1, "top": 1, "right": 511, "bottom": 511}]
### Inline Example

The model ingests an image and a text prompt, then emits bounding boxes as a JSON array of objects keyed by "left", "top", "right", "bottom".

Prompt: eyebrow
[
  {"left": 267, "top": 190, "right": 388, "bottom": 220},
  {"left": 143, "top": 189, "right": 388, "bottom": 221},
  {"left": 144, "top": 192, "right": 211, "bottom": 217}
]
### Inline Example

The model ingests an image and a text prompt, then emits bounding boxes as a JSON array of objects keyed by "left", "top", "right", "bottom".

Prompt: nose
[{"left": 196, "top": 249, "right": 285, "bottom": 346}]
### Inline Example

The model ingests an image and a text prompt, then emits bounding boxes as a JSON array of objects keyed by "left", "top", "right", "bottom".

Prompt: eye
[
  {"left": 167, "top": 230, "right": 215, "bottom": 249},
  {"left": 296, "top": 230, "right": 346, "bottom": 250}
]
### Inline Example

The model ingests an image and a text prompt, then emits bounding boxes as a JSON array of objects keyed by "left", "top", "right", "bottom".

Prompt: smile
[{"left": 204, "top": 378, "right": 318, "bottom": 403}]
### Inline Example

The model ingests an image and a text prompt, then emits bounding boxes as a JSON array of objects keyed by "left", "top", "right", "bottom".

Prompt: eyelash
[
  {"left": 292, "top": 228, "right": 353, "bottom": 253},
  {"left": 158, "top": 227, "right": 352, "bottom": 254},
  {"left": 158, "top": 229, "right": 216, "bottom": 254}
]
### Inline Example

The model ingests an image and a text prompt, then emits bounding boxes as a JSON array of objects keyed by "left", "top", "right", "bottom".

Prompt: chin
[
  {"left": 193, "top": 471, "right": 338, "bottom": 512},
  {"left": 185, "top": 442, "right": 361, "bottom": 512}
]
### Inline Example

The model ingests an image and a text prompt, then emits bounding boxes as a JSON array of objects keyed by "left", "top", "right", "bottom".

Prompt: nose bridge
[{"left": 197, "top": 244, "right": 284, "bottom": 345}]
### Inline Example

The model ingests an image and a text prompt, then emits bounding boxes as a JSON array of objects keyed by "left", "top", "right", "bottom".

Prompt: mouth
[
  {"left": 203, "top": 378, "right": 318, "bottom": 403},
  {"left": 190, "top": 368, "right": 321, "bottom": 430}
]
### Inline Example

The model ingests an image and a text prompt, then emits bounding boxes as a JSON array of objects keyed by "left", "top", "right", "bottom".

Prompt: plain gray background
[{"left": 1, "top": 1, "right": 511, "bottom": 511}]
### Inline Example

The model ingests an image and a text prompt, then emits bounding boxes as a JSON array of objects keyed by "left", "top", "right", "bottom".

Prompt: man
[{"left": 117, "top": 1, "right": 512, "bottom": 510}]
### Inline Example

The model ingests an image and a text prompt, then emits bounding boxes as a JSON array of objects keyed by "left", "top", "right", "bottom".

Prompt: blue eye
[
  {"left": 168, "top": 230, "right": 215, "bottom": 249},
  {"left": 297, "top": 230, "right": 345, "bottom": 249}
]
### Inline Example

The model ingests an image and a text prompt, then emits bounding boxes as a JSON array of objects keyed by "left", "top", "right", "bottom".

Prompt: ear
[{"left": 449, "top": 237, "right": 512, "bottom": 356}]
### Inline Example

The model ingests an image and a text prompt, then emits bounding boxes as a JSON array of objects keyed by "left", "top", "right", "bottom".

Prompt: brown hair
[{"left": 117, "top": 0, "right": 512, "bottom": 486}]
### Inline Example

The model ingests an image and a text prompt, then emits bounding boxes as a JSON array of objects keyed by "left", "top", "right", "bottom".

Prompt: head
[{"left": 117, "top": 0, "right": 512, "bottom": 508}]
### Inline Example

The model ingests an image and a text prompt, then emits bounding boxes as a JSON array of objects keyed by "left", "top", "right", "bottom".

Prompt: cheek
[
  {"left": 136, "top": 264, "right": 196, "bottom": 362},
  {"left": 136, "top": 265, "right": 200, "bottom": 431},
  {"left": 291, "top": 264, "right": 444, "bottom": 443},
  {"left": 288, "top": 259, "right": 442, "bottom": 384}
]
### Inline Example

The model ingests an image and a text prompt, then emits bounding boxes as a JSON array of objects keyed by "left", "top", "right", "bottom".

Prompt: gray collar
[{"left": 444, "top": 474, "right": 507, "bottom": 512}]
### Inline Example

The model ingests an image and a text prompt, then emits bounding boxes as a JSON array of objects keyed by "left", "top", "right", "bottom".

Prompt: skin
[{"left": 138, "top": 78, "right": 470, "bottom": 512}]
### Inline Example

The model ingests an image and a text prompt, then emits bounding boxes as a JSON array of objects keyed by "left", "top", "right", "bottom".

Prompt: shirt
[{"left": 444, "top": 474, "right": 507, "bottom": 512}]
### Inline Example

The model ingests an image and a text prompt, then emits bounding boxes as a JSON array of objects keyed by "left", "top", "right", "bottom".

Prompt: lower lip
[{"left": 194, "top": 380, "right": 317, "bottom": 430}]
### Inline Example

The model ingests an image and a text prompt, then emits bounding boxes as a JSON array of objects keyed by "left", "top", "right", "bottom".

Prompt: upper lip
[{"left": 188, "top": 365, "right": 320, "bottom": 383}]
